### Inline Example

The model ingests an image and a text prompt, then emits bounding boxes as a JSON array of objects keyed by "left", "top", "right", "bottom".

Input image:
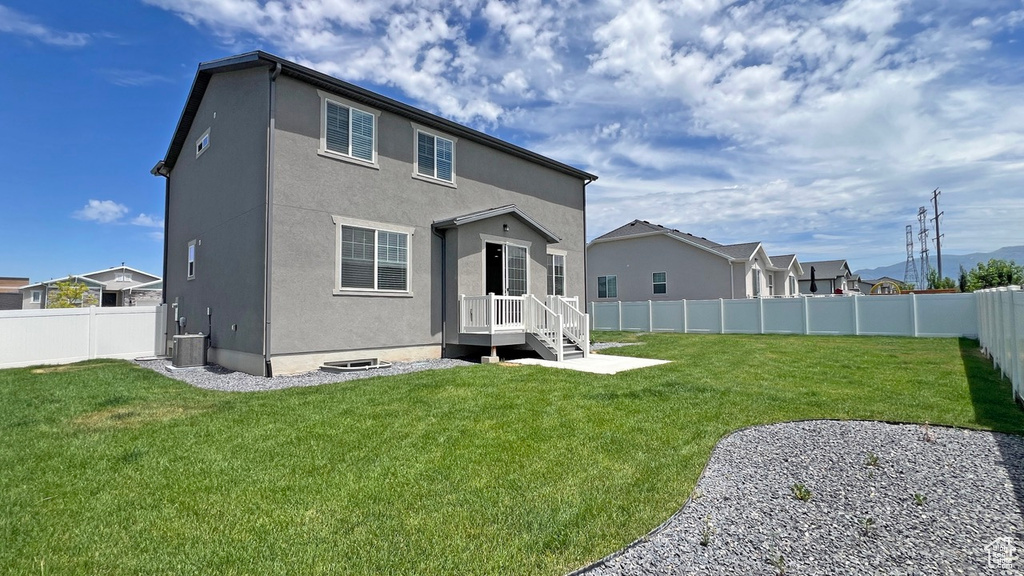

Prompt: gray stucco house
[
  {"left": 19, "top": 266, "right": 161, "bottom": 309},
  {"left": 152, "top": 52, "right": 596, "bottom": 376},
  {"left": 798, "top": 260, "right": 859, "bottom": 295},
  {"left": 586, "top": 220, "right": 803, "bottom": 302}
]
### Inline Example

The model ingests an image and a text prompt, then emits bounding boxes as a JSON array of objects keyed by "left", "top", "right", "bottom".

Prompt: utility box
[{"left": 172, "top": 334, "right": 207, "bottom": 368}]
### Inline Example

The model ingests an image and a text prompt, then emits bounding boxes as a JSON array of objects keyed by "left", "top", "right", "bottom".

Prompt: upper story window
[
  {"left": 653, "top": 272, "right": 667, "bottom": 294},
  {"left": 413, "top": 124, "right": 456, "bottom": 185},
  {"left": 598, "top": 275, "right": 617, "bottom": 299},
  {"left": 115, "top": 272, "right": 133, "bottom": 282},
  {"left": 319, "top": 91, "right": 379, "bottom": 167},
  {"left": 333, "top": 216, "right": 414, "bottom": 295},
  {"left": 187, "top": 240, "right": 196, "bottom": 280},
  {"left": 196, "top": 129, "right": 210, "bottom": 158},
  {"left": 547, "top": 253, "right": 565, "bottom": 296}
]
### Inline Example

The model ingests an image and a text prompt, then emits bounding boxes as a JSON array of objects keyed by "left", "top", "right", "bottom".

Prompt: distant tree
[
  {"left": 925, "top": 269, "right": 957, "bottom": 290},
  {"left": 45, "top": 278, "right": 98, "bottom": 308},
  {"left": 958, "top": 265, "right": 968, "bottom": 293},
  {"left": 963, "top": 259, "right": 1024, "bottom": 292}
]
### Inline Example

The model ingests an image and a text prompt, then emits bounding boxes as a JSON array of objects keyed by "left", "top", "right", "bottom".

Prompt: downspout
[
  {"left": 263, "top": 62, "right": 282, "bottom": 377},
  {"left": 582, "top": 177, "right": 594, "bottom": 314},
  {"left": 730, "top": 261, "right": 736, "bottom": 299},
  {"left": 432, "top": 227, "right": 447, "bottom": 355},
  {"left": 151, "top": 160, "right": 170, "bottom": 304}
]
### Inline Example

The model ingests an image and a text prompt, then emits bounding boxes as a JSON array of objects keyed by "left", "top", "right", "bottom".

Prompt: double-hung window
[
  {"left": 751, "top": 268, "right": 761, "bottom": 297},
  {"left": 413, "top": 125, "right": 455, "bottom": 184},
  {"left": 653, "top": 272, "right": 667, "bottom": 294},
  {"left": 766, "top": 273, "right": 774, "bottom": 296},
  {"left": 187, "top": 240, "right": 197, "bottom": 280},
  {"left": 547, "top": 254, "right": 565, "bottom": 296},
  {"left": 789, "top": 275, "right": 797, "bottom": 295},
  {"left": 334, "top": 216, "right": 413, "bottom": 294},
  {"left": 319, "top": 91, "right": 378, "bottom": 165},
  {"left": 597, "top": 275, "right": 617, "bottom": 299}
]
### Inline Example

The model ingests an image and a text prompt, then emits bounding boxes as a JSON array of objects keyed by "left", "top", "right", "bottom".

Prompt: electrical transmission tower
[
  {"left": 918, "top": 207, "right": 931, "bottom": 281},
  {"left": 904, "top": 224, "right": 919, "bottom": 286}
]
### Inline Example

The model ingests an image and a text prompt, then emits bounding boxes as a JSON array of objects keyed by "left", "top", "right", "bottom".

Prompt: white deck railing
[
  {"left": 524, "top": 295, "right": 563, "bottom": 362},
  {"left": 546, "top": 296, "right": 589, "bottom": 358},
  {"left": 459, "top": 294, "right": 524, "bottom": 334}
]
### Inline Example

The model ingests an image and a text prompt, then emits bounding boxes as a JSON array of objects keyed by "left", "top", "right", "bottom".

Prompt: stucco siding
[
  {"left": 587, "top": 235, "right": 734, "bottom": 302},
  {"left": 268, "top": 76, "right": 586, "bottom": 357},
  {"left": 164, "top": 67, "right": 269, "bottom": 358}
]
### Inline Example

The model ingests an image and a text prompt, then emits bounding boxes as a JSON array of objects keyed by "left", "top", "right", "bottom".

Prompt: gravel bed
[
  {"left": 134, "top": 357, "right": 473, "bottom": 392},
  {"left": 576, "top": 420, "right": 1024, "bottom": 575}
]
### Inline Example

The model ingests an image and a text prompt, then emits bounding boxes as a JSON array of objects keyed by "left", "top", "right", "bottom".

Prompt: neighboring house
[
  {"left": 151, "top": 52, "right": 597, "bottom": 376},
  {"left": 798, "top": 260, "right": 859, "bottom": 295},
  {"left": 860, "top": 276, "right": 903, "bottom": 294},
  {"left": 586, "top": 220, "right": 803, "bottom": 302},
  {"left": 0, "top": 277, "right": 29, "bottom": 310},
  {"left": 20, "top": 266, "right": 161, "bottom": 309}
]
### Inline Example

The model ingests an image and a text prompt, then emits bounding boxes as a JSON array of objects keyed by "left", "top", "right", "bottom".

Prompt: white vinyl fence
[
  {"left": 0, "top": 305, "right": 166, "bottom": 369},
  {"left": 591, "top": 294, "right": 979, "bottom": 338},
  {"left": 976, "top": 287, "right": 1024, "bottom": 401}
]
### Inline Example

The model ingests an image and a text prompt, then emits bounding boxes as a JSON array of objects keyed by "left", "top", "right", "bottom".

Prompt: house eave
[{"left": 433, "top": 204, "right": 561, "bottom": 243}]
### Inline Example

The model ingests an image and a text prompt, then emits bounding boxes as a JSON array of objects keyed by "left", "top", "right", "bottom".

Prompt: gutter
[{"left": 263, "top": 62, "right": 282, "bottom": 377}]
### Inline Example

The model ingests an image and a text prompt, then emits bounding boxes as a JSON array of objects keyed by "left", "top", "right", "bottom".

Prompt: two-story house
[
  {"left": 586, "top": 220, "right": 803, "bottom": 302},
  {"left": 152, "top": 52, "right": 596, "bottom": 376}
]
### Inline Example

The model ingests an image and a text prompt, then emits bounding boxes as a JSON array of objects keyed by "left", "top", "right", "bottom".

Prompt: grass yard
[{"left": 1, "top": 333, "right": 1021, "bottom": 575}]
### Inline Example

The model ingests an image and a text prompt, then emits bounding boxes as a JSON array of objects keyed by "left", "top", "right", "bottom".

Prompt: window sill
[
  {"left": 333, "top": 289, "right": 414, "bottom": 298},
  {"left": 412, "top": 172, "right": 457, "bottom": 189},
  {"left": 318, "top": 149, "right": 380, "bottom": 170}
]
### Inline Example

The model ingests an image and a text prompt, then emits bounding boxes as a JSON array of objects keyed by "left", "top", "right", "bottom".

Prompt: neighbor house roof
[
  {"left": 432, "top": 204, "right": 560, "bottom": 243},
  {"left": 799, "top": 260, "right": 851, "bottom": 280},
  {"left": 19, "top": 275, "right": 105, "bottom": 290},
  {"left": 153, "top": 51, "right": 598, "bottom": 183},
  {"left": 591, "top": 220, "right": 775, "bottom": 263},
  {"left": 79, "top": 265, "right": 160, "bottom": 281},
  {"left": 768, "top": 254, "right": 804, "bottom": 276}
]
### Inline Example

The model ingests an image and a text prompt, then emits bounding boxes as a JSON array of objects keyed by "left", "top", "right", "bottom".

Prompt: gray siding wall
[
  {"left": 267, "top": 76, "right": 586, "bottom": 356},
  {"left": 164, "top": 67, "right": 270, "bottom": 357},
  {"left": 587, "top": 235, "right": 735, "bottom": 302}
]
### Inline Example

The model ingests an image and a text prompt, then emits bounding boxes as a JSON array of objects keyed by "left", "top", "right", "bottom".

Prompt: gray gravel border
[
  {"left": 133, "top": 357, "right": 473, "bottom": 392},
  {"left": 574, "top": 420, "right": 1024, "bottom": 575}
]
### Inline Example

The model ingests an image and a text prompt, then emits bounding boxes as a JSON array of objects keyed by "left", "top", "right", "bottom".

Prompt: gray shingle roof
[
  {"left": 717, "top": 242, "right": 761, "bottom": 259},
  {"left": 591, "top": 220, "right": 769, "bottom": 261},
  {"left": 799, "top": 260, "right": 851, "bottom": 280}
]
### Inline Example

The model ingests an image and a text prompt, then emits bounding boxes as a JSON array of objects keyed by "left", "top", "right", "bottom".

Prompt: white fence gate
[
  {"left": 976, "top": 287, "right": 1024, "bottom": 402},
  {"left": 591, "top": 294, "right": 979, "bottom": 338},
  {"left": 0, "top": 305, "right": 166, "bottom": 369}
]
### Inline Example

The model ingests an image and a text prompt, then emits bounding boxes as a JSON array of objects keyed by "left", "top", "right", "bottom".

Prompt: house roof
[
  {"left": 124, "top": 279, "right": 163, "bottom": 291},
  {"left": 432, "top": 204, "right": 560, "bottom": 243},
  {"left": 799, "top": 260, "right": 851, "bottom": 280},
  {"left": 19, "top": 275, "right": 106, "bottom": 290},
  {"left": 590, "top": 220, "right": 773, "bottom": 263},
  {"left": 768, "top": 254, "right": 804, "bottom": 276},
  {"left": 153, "top": 51, "right": 598, "bottom": 183},
  {"left": 79, "top": 265, "right": 160, "bottom": 281}
]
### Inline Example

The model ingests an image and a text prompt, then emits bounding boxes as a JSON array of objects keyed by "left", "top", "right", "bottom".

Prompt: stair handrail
[
  {"left": 524, "top": 294, "right": 562, "bottom": 362},
  {"left": 545, "top": 295, "right": 590, "bottom": 358}
]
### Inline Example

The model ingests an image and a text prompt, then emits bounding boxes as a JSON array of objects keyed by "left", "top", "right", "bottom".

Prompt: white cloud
[
  {"left": 146, "top": 0, "right": 1024, "bottom": 269},
  {"left": 73, "top": 200, "right": 129, "bottom": 224},
  {"left": 131, "top": 214, "right": 164, "bottom": 228},
  {"left": 0, "top": 5, "right": 91, "bottom": 46}
]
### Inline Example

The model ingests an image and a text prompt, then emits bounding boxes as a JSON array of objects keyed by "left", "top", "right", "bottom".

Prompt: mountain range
[{"left": 854, "top": 246, "right": 1024, "bottom": 281}]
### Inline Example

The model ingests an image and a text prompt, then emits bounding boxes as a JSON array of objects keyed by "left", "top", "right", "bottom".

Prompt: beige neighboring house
[
  {"left": 20, "top": 265, "right": 161, "bottom": 309},
  {"left": 0, "top": 277, "right": 29, "bottom": 310},
  {"left": 586, "top": 220, "right": 804, "bottom": 302},
  {"left": 798, "top": 260, "right": 860, "bottom": 295}
]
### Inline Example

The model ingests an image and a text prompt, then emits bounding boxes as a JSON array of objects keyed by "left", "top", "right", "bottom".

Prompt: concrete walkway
[{"left": 506, "top": 353, "right": 670, "bottom": 374}]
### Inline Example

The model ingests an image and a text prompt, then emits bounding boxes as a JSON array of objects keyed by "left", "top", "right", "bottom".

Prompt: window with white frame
[
  {"left": 31, "top": 290, "right": 41, "bottom": 303},
  {"left": 187, "top": 240, "right": 196, "bottom": 280},
  {"left": 335, "top": 218, "right": 411, "bottom": 293},
  {"left": 196, "top": 128, "right": 210, "bottom": 158},
  {"left": 751, "top": 267, "right": 761, "bottom": 297},
  {"left": 414, "top": 127, "right": 455, "bottom": 183},
  {"left": 547, "top": 254, "right": 565, "bottom": 296},
  {"left": 767, "top": 273, "right": 774, "bottom": 296},
  {"left": 789, "top": 275, "right": 797, "bottom": 295},
  {"left": 598, "top": 275, "right": 617, "bottom": 298},
  {"left": 653, "top": 271, "right": 667, "bottom": 294},
  {"left": 320, "top": 93, "right": 377, "bottom": 164},
  {"left": 116, "top": 272, "right": 133, "bottom": 282}
]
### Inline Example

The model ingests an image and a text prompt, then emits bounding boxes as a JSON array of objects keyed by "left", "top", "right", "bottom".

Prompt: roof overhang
[
  {"left": 20, "top": 275, "right": 105, "bottom": 290},
  {"left": 432, "top": 204, "right": 560, "bottom": 243},
  {"left": 588, "top": 229, "right": 739, "bottom": 261}
]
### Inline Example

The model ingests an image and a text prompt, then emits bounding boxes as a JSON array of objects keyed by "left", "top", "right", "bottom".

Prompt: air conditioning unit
[{"left": 172, "top": 334, "right": 207, "bottom": 368}]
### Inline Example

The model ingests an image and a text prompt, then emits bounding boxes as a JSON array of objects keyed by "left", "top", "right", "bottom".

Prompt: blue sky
[{"left": 2, "top": 0, "right": 1023, "bottom": 283}]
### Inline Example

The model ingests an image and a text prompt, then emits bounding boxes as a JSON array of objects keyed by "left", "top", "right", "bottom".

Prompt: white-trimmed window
[
  {"left": 767, "top": 273, "right": 774, "bottom": 296},
  {"left": 598, "top": 275, "right": 617, "bottom": 299},
  {"left": 789, "top": 275, "right": 797, "bottom": 295},
  {"left": 115, "top": 272, "right": 133, "bottom": 282},
  {"left": 653, "top": 272, "right": 667, "bottom": 294},
  {"left": 319, "top": 91, "right": 378, "bottom": 166},
  {"left": 547, "top": 254, "right": 565, "bottom": 296},
  {"left": 195, "top": 129, "right": 210, "bottom": 158},
  {"left": 187, "top": 240, "right": 196, "bottom": 280},
  {"left": 413, "top": 125, "right": 456, "bottom": 184},
  {"left": 333, "top": 216, "right": 413, "bottom": 294},
  {"left": 30, "top": 290, "right": 41, "bottom": 304},
  {"left": 751, "top": 267, "right": 761, "bottom": 297}
]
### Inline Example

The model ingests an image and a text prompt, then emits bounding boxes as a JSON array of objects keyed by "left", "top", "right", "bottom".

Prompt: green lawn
[{"left": 1, "top": 334, "right": 1020, "bottom": 575}]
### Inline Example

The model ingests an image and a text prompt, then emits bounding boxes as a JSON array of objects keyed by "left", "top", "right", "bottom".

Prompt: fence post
[
  {"left": 719, "top": 298, "right": 725, "bottom": 334},
  {"left": 758, "top": 297, "right": 764, "bottom": 334},
  {"left": 617, "top": 301, "right": 622, "bottom": 331},
  {"left": 648, "top": 300, "right": 653, "bottom": 332},
  {"left": 911, "top": 293, "right": 919, "bottom": 338},
  {"left": 802, "top": 296, "right": 810, "bottom": 335},
  {"left": 88, "top": 306, "right": 98, "bottom": 360},
  {"left": 852, "top": 295, "right": 860, "bottom": 336},
  {"left": 589, "top": 301, "right": 595, "bottom": 331},
  {"left": 682, "top": 299, "right": 688, "bottom": 334}
]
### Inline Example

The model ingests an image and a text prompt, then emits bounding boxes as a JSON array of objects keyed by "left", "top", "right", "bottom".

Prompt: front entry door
[{"left": 485, "top": 242, "right": 528, "bottom": 296}]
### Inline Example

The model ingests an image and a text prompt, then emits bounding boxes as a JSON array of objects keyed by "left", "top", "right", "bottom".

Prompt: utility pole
[
  {"left": 903, "top": 224, "right": 918, "bottom": 286},
  {"left": 931, "top": 188, "right": 943, "bottom": 279}
]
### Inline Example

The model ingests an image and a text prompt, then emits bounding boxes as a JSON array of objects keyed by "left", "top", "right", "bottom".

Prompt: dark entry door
[
  {"left": 101, "top": 292, "right": 117, "bottom": 307},
  {"left": 485, "top": 242, "right": 504, "bottom": 295}
]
